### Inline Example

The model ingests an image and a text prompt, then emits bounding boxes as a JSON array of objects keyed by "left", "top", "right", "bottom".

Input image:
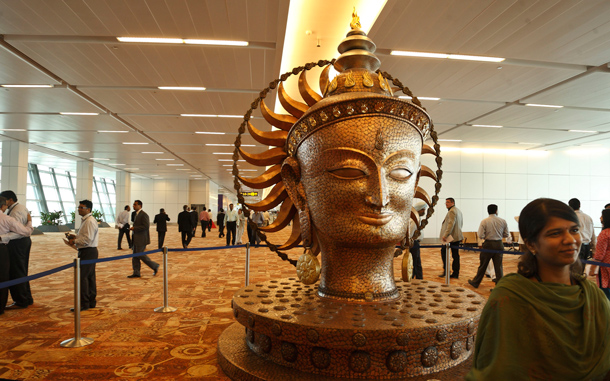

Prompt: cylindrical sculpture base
[{"left": 217, "top": 278, "right": 484, "bottom": 380}]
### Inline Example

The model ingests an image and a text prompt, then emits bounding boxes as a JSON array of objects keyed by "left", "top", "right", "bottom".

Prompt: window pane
[
  {"left": 42, "top": 186, "right": 60, "bottom": 201},
  {"left": 99, "top": 192, "right": 110, "bottom": 205},
  {"left": 59, "top": 188, "right": 75, "bottom": 203},
  {"left": 38, "top": 172, "right": 54, "bottom": 185},
  {"left": 47, "top": 201, "right": 62, "bottom": 212},
  {"left": 55, "top": 175, "right": 71, "bottom": 188},
  {"left": 26, "top": 185, "right": 37, "bottom": 200}
]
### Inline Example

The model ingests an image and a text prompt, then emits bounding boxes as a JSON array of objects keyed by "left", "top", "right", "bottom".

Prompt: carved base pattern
[{"left": 218, "top": 278, "right": 484, "bottom": 379}]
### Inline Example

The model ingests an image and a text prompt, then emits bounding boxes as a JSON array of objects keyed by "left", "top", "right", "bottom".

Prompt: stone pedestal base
[{"left": 218, "top": 278, "right": 484, "bottom": 380}]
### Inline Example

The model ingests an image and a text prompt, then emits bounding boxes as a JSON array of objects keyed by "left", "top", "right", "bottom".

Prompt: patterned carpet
[{"left": 0, "top": 224, "right": 520, "bottom": 380}]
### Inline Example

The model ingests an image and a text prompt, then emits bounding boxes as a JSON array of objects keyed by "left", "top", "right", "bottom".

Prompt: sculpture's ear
[{"left": 281, "top": 157, "right": 307, "bottom": 211}]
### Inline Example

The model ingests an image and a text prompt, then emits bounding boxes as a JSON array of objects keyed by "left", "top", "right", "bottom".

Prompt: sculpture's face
[{"left": 297, "top": 117, "right": 421, "bottom": 247}]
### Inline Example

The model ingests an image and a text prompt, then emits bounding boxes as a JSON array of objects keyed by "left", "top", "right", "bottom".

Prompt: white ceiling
[{"left": 1, "top": 0, "right": 610, "bottom": 193}]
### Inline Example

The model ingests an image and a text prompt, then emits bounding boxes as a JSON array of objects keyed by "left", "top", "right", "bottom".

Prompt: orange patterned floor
[{"left": 0, "top": 225, "right": 519, "bottom": 380}]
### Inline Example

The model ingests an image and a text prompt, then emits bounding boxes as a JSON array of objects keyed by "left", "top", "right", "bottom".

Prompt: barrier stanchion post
[
  {"left": 61, "top": 257, "right": 94, "bottom": 348},
  {"left": 245, "top": 243, "right": 250, "bottom": 286},
  {"left": 155, "top": 247, "right": 177, "bottom": 313},
  {"left": 444, "top": 243, "right": 451, "bottom": 285}
]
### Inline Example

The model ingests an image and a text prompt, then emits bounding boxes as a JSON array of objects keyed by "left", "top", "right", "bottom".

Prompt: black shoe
[
  {"left": 5, "top": 302, "right": 27, "bottom": 310},
  {"left": 153, "top": 266, "right": 159, "bottom": 276},
  {"left": 485, "top": 274, "right": 491, "bottom": 278},
  {"left": 450, "top": 274, "right": 459, "bottom": 279},
  {"left": 70, "top": 307, "right": 89, "bottom": 312},
  {"left": 117, "top": 248, "right": 123, "bottom": 250},
  {"left": 127, "top": 274, "right": 141, "bottom": 278},
  {"left": 468, "top": 279, "right": 479, "bottom": 289},
  {"left": 438, "top": 273, "right": 447, "bottom": 278}
]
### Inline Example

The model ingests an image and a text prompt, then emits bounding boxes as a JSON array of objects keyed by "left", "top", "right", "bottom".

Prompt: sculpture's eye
[
  {"left": 328, "top": 167, "right": 367, "bottom": 179},
  {"left": 389, "top": 168, "right": 412, "bottom": 181}
]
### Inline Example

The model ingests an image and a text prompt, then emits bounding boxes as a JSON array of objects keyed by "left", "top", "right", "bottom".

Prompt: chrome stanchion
[
  {"left": 245, "top": 243, "right": 251, "bottom": 286},
  {"left": 155, "top": 247, "right": 177, "bottom": 313},
  {"left": 445, "top": 242, "right": 451, "bottom": 285},
  {"left": 61, "top": 257, "right": 94, "bottom": 348}
]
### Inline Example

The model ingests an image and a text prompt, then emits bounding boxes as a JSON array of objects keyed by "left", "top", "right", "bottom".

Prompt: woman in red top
[{"left": 590, "top": 209, "right": 610, "bottom": 300}]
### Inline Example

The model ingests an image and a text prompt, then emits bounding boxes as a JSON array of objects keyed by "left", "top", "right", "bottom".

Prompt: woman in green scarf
[{"left": 467, "top": 198, "right": 610, "bottom": 380}]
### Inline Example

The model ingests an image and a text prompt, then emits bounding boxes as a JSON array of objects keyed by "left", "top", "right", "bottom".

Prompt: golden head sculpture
[{"left": 234, "top": 15, "right": 442, "bottom": 302}]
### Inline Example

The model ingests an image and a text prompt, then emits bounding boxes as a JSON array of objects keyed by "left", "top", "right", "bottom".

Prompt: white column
[
  {"left": 1, "top": 141, "right": 28, "bottom": 202},
  {"left": 75, "top": 161, "right": 93, "bottom": 229},
  {"left": 208, "top": 181, "right": 219, "bottom": 215},
  {"left": 115, "top": 171, "right": 131, "bottom": 218}
]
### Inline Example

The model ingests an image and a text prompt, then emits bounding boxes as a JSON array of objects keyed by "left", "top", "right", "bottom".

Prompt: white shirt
[
  {"left": 116, "top": 210, "right": 130, "bottom": 228},
  {"left": 74, "top": 213, "right": 99, "bottom": 249},
  {"left": 478, "top": 214, "right": 510, "bottom": 241},
  {"left": 0, "top": 210, "right": 33, "bottom": 244},
  {"left": 575, "top": 209, "right": 596, "bottom": 246},
  {"left": 0, "top": 202, "right": 30, "bottom": 243},
  {"left": 225, "top": 209, "right": 239, "bottom": 223}
]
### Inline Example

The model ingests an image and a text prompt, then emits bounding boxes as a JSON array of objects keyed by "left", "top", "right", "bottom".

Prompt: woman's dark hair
[
  {"left": 602, "top": 209, "right": 610, "bottom": 230},
  {"left": 517, "top": 198, "right": 582, "bottom": 278}
]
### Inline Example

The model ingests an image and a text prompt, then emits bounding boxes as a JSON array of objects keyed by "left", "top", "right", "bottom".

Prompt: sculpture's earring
[
  {"left": 532, "top": 250, "right": 536, "bottom": 256},
  {"left": 296, "top": 206, "right": 320, "bottom": 284}
]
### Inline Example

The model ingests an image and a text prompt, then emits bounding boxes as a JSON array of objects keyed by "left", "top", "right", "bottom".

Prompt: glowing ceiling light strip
[
  {"left": 1, "top": 84, "right": 53, "bottom": 88},
  {"left": 391, "top": 51, "right": 505, "bottom": 62},
  {"left": 117, "top": 37, "right": 248, "bottom": 46},
  {"left": 122, "top": 142, "right": 149, "bottom": 145},
  {"left": 471, "top": 124, "right": 503, "bottom": 128},
  {"left": 184, "top": 39, "right": 248, "bottom": 46},
  {"left": 568, "top": 129, "right": 597, "bottom": 133},
  {"left": 60, "top": 112, "right": 99, "bottom": 116},
  {"left": 398, "top": 96, "right": 440, "bottom": 101},
  {"left": 525, "top": 103, "right": 563, "bottom": 108},
  {"left": 158, "top": 86, "right": 206, "bottom": 91},
  {"left": 99, "top": 130, "right": 129, "bottom": 133}
]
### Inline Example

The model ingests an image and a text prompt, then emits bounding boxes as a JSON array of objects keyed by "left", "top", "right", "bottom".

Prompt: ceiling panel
[
  {"left": 422, "top": 99, "right": 505, "bottom": 125},
  {"left": 0, "top": 49, "right": 60, "bottom": 84},
  {"left": 522, "top": 71, "right": 610, "bottom": 109},
  {"left": 0, "top": 88, "right": 101, "bottom": 113}
]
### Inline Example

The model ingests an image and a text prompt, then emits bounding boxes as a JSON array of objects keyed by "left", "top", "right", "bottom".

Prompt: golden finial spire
[{"left": 350, "top": 7, "right": 361, "bottom": 30}]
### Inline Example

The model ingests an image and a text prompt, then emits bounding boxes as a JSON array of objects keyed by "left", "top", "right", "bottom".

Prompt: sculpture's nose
[{"left": 365, "top": 170, "right": 389, "bottom": 207}]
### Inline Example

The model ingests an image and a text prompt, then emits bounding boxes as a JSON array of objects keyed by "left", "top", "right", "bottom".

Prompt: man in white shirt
[
  {"left": 64, "top": 200, "right": 99, "bottom": 311},
  {"left": 468, "top": 204, "right": 510, "bottom": 288},
  {"left": 0, "top": 190, "right": 34, "bottom": 309},
  {"left": 0, "top": 196, "right": 34, "bottom": 315},
  {"left": 224, "top": 203, "right": 239, "bottom": 246},
  {"left": 569, "top": 198, "right": 596, "bottom": 264},
  {"left": 116, "top": 205, "right": 132, "bottom": 250}
]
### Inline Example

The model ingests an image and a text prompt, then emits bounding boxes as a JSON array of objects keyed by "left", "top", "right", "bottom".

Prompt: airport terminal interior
[{"left": 1, "top": 0, "right": 610, "bottom": 379}]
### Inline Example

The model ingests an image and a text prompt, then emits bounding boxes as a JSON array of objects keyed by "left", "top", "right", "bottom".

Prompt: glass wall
[{"left": 25, "top": 164, "right": 116, "bottom": 226}]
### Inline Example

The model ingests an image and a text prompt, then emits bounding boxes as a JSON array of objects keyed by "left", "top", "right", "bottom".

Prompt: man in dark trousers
[
  {"left": 153, "top": 208, "right": 170, "bottom": 249},
  {"left": 0, "top": 190, "right": 34, "bottom": 309},
  {"left": 127, "top": 200, "right": 159, "bottom": 278},
  {"left": 178, "top": 205, "right": 193, "bottom": 248},
  {"left": 64, "top": 199, "right": 98, "bottom": 311},
  {"left": 199, "top": 208, "right": 210, "bottom": 237},
  {"left": 217, "top": 208, "right": 226, "bottom": 238},
  {"left": 190, "top": 205, "right": 199, "bottom": 237},
  {"left": 116, "top": 205, "right": 132, "bottom": 250},
  {"left": 0, "top": 196, "right": 34, "bottom": 316}
]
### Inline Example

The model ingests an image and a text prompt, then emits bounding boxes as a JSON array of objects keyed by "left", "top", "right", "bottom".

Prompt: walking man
[
  {"left": 0, "top": 190, "right": 34, "bottom": 309},
  {"left": 468, "top": 204, "right": 510, "bottom": 288},
  {"left": 410, "top": 202, "right": 427, "bottom": 279},
  {"left": 64, "top": 200, "right": 98, "bottom": 311},
  {"left": 116, "top": 205, "right": 132, "bottom": 250},
  {"left": 178, "top": 205, "right": 193, "bottom": 248},
  {"left": 153, "top": 208, "right": 170, "bottom": 249},
  {"left": 224, "top": 204, "right": 239, "bottom": 246},
  {"left": 127, "top": 200, "right": 159, "bottom": 278},
  {"left": 0, "top": 196, "right": 33, "bottom": 315},
  {"left": 217, "top": 209, "right": 226, "bottom": 238},
  {"left": 439, "top": 197, "right": 463, "bottom": 279},
  {"left": 199, "top": 208, "right": 210, "bottom": 237}
]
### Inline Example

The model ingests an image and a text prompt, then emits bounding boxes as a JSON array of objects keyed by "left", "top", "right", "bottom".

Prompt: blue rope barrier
[
  {"left": 0, "top": 262, "right": 74, "bottom": 289},
  {"left": 81, "top": 248, "right": 163, "bottom": 265},
  {"left": 168, "top": 244, "right": 247, "bottom": 252}
]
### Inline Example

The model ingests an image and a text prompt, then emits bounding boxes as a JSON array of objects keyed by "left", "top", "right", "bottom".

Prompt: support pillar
[
  {"left": 115, "top": 171, "right": 131, "bottom": 218},
  {"left": 75, "top": 161, "right": 93, "bottom": 230},
  {"left": 1, "top": 141, "right": 28, "bottom": 202}
]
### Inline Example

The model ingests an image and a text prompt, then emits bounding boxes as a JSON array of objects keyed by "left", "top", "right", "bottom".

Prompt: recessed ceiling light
[
  {"left": 0, "top": 129, "right": 26, "bottom": 131},
  {"left": 90, "top": 158, "right": 109, "bottom": 160},
  {"left": 213, "top": 152, "right": 233, "bottom": 155},
  {"left": 1, "top": 84, "right": 53, "bottom": 88},
  {"left": 240, "top": 169, "right": 258, "bottom": 172},
  {"left": 122, "top": 142, "right": 149, "bottom": 145},
  {"left": 176, "top": 169, "right": 190, "bottom": 171},
  {"left": 167, "top": 164, "right": 184, "bottom": 166},
  {"left": 156, "top": 158, "right": 175, "bottom": 161},
  {"left": 158, "top": 86, "right": 206, "bottom": 91},
  {"left": 390, "top": 50, "right": 504, "bottom": 62},
  {"left": 222, "top": 165, "right": 234, "bottom": 167},
  {"left": 99, "top": 130, "right": 129, "bottom": 133},
  {"left": 195, "top": 131, "right": 226, "bottom": 135},
  {"left": 185, "top": 114, "right": 242, "bottom": 119},
  {"left": 525, "top": 103, "right": 563, "bottom": 108},
  {"left": 438, "top": 139, "right": 462, "bottom": 142},
  {"left": 471, "top": 124, "right": 503, "bottom": 128},
  {"left": 398, "top": 96, "right": 440, "bottom": 101},
  {"left": 117, "top": 37, "right": 248, "bottom": 47},
  {"left": 142, "top": 152, "right": 163, "bottom": 154},
  {"left": 60, "top": 112, "right": 99, "bottom": 116},
  {"left": 568, "top": 129, "right": 597, "bottom": 133}
]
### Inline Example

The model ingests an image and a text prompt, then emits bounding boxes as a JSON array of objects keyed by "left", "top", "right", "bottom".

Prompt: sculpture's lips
[{"left": 358, "top": 213, "right": 393, "bottom": 226}]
